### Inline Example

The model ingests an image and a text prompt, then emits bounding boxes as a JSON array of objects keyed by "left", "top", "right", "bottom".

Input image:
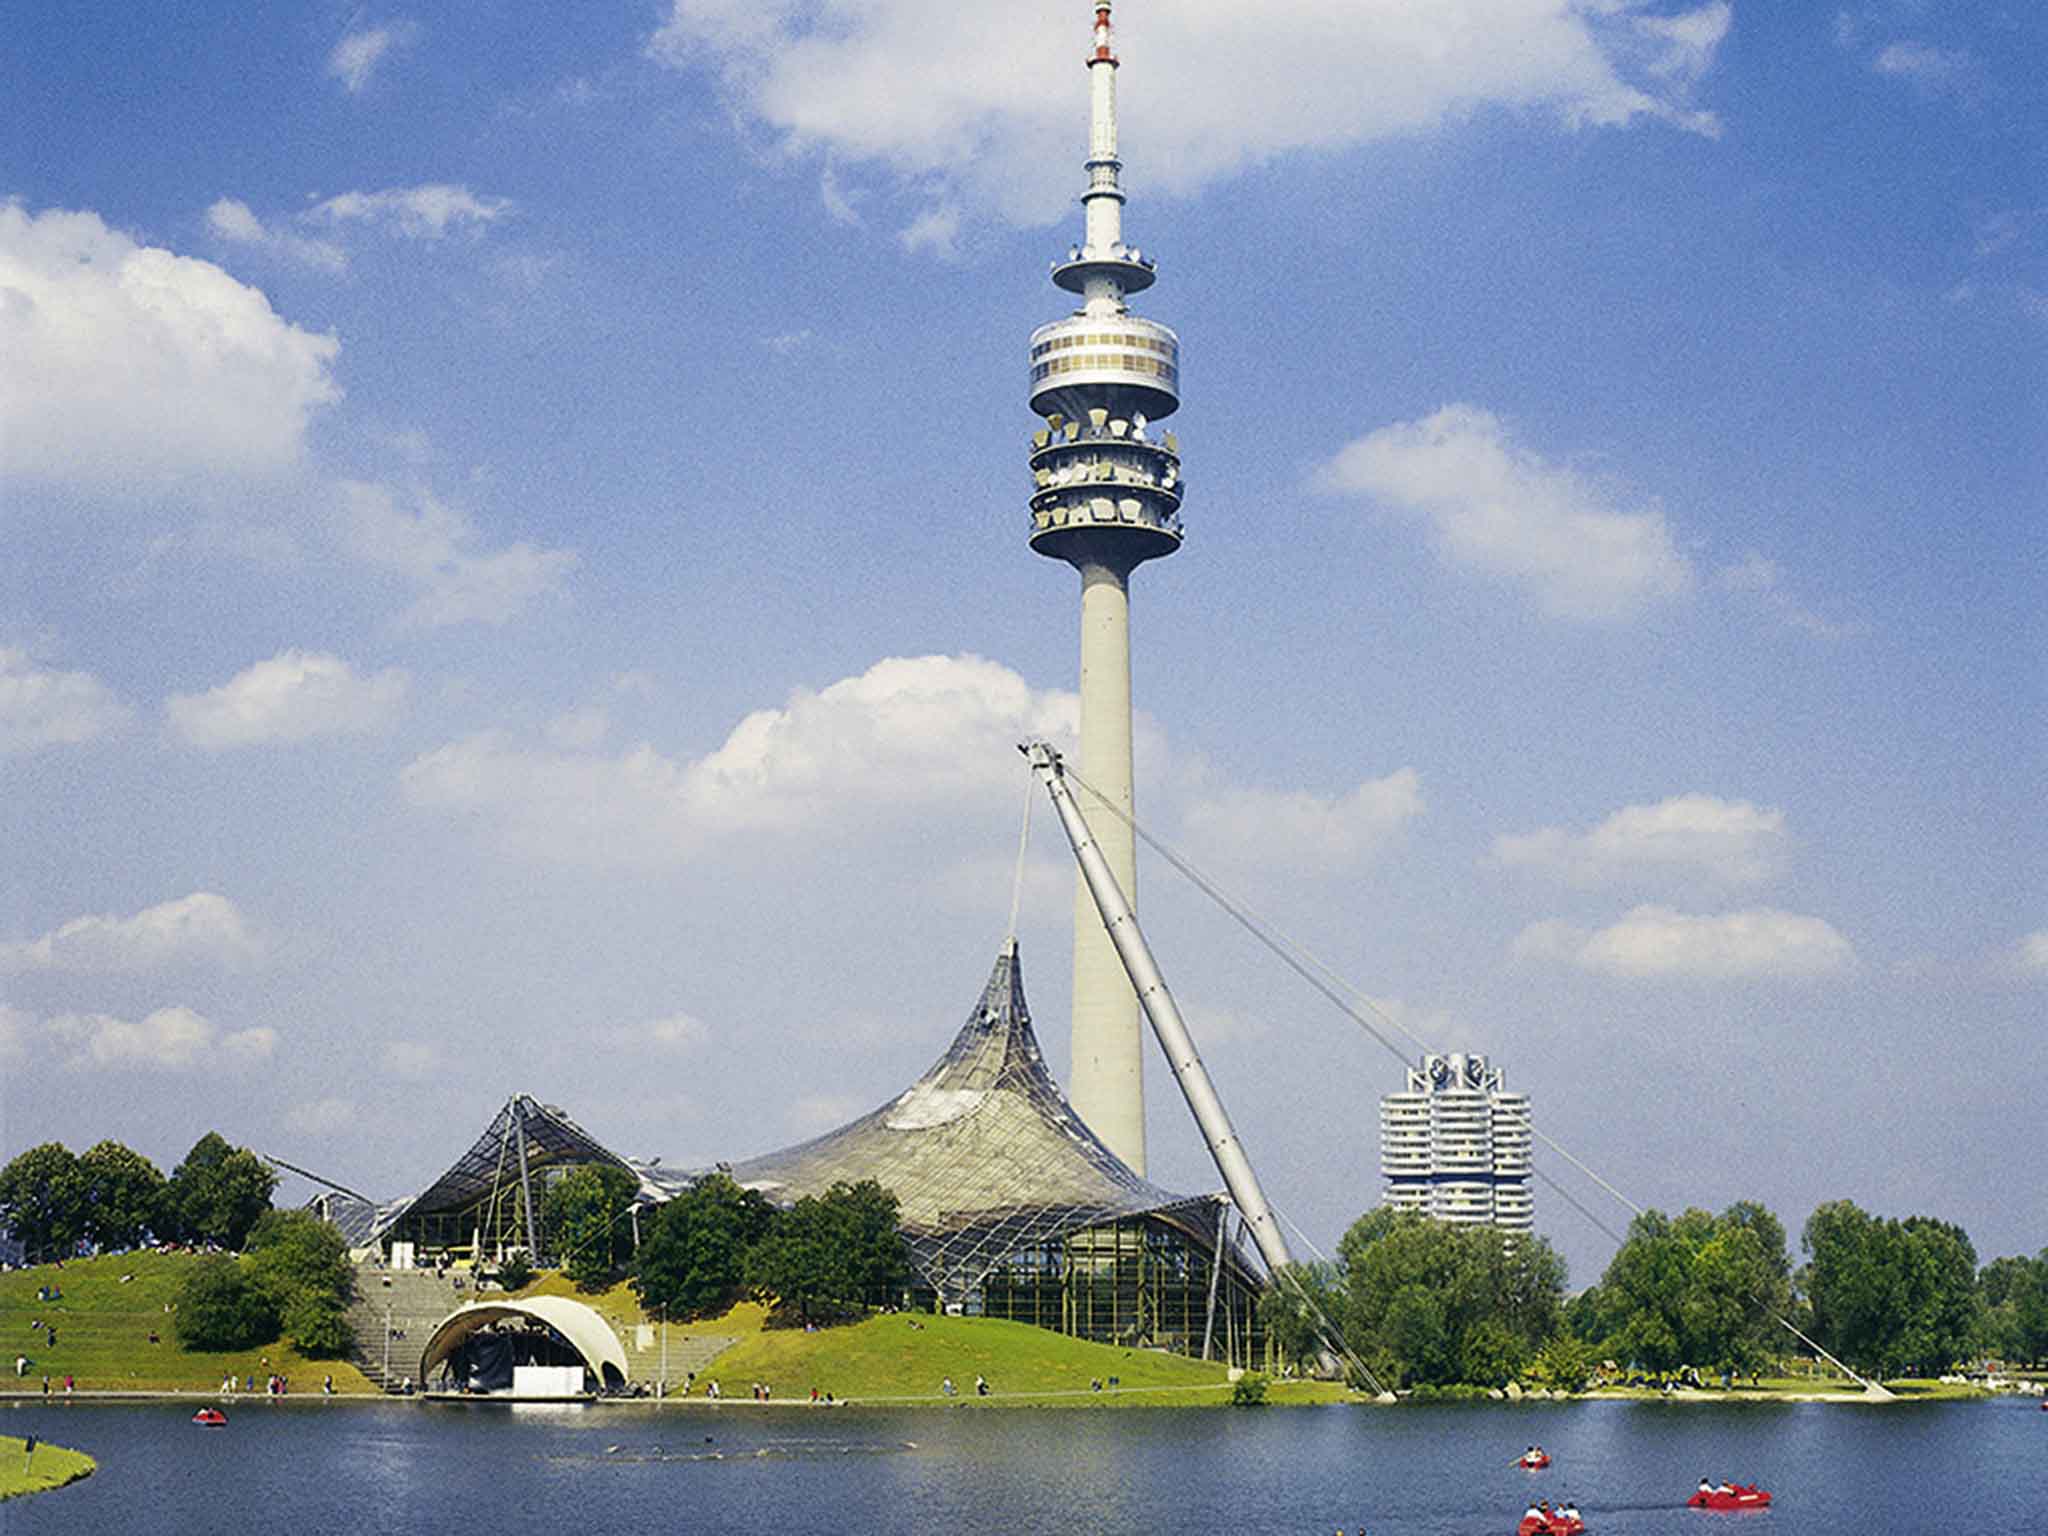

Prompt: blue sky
[{"left": 4, "top": 1, "right": 2042, "bottom": 1284}]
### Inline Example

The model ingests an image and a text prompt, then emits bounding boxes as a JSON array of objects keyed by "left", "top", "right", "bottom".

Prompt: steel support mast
[{"left": 1023, "top": 741, "right": 1296, "bottom": 1279}]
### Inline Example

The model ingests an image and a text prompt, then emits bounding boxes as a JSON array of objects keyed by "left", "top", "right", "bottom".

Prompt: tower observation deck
[{"left": 1028, "top": 2, "right": 1180, "bottom": 1176}]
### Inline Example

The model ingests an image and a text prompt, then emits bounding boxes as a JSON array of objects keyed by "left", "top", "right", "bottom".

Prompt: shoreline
[{"left": 1, "top": 1382, "right": 2001, "bottom": 1409}]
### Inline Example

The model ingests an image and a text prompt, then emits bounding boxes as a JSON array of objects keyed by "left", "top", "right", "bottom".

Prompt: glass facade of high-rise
[{"left": 1380, "top": 1053, "right": 1532, "bottom": 1230}]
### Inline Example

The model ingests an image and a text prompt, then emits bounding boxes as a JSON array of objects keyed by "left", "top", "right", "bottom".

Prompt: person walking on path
[{"left": 21, "top": 1432, "right": 35, "bottom": 1473}]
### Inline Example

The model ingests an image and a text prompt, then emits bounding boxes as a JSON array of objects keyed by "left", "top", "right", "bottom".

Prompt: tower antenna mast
[{"left": 1026, "top": 1, "right": 1184, "bottom": 1175}]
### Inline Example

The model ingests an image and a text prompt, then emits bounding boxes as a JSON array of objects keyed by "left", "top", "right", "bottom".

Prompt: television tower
[{"left": 1026, "top": 1, "right": 1182, "bottom": 1175}]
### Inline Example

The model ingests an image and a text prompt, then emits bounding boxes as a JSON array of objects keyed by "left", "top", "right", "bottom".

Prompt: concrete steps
[{"left": 345, "top": 1266, "right": 476, "bottom": 1391}]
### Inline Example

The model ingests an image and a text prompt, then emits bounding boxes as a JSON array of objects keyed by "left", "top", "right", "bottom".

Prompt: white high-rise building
[
  {"left": 1027, "top": 2, "right": 1183, "bottom": 1175},
  {"left": 1380, "top": 1053, "right": 1532, "bottom": 1231}
]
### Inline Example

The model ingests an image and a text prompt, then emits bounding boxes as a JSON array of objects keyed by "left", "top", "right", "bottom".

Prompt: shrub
[
  {"left": 282, "top": 1293, "right": 356, "bottom": 1358},
  {"left": 175, "top": 1257, "right": 281, "bottom": 1351},
  {"left": 1230, "top": 1372, "right": 1269, "bottom": 1407},
  {"left": 496, "top": 1250, "right": 535, "bottom": 1292}
]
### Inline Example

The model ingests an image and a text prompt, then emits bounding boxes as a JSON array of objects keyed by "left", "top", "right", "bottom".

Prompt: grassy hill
[
  {"left": 1, "top": 1253, "right": 376, "bottom": 1395},
  {"left": 0, "top": 1434, "right": 95, "bottom": 1500},
  {"left": 3, "top": 1255, "right": 1348, "bottom": 1407},
  {"left": 682, "top": 1309, "right": 1307, "bottom": 1406}
]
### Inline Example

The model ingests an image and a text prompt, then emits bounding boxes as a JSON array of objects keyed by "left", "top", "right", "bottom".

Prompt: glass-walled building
[
  {"left": 325, "top": 946, "right": 1270, "bottom": 1363},
  {"left": 731, "top": 943, "right": 1270, "bottom": 1364}
]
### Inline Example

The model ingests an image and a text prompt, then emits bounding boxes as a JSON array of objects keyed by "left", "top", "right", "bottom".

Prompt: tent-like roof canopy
[
  {"left": 418, "top": 1295, "right": 630, "bottom": 1390},
  {"left": 729, "top": 942, "right": 1230, "bottom": 1301},
  {"left": 362, "top": 1095, "right": 692, "bottom": 1248}
]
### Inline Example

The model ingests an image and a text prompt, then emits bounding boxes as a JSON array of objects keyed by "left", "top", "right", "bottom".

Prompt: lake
[{"left": 5, "top": 1395, "right": 2041, "bottom": 1534}]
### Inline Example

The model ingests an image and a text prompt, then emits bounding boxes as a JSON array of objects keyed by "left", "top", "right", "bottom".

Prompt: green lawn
[
  {"left": 1, "top": 1253, "right": 377, "bottom": 1394},
  {"left": 0, "top": 1434, "right": 95, "bottom": 1500},
  {"left": 676, "top": 1309, "right": 1254, "bottom": 1406}
]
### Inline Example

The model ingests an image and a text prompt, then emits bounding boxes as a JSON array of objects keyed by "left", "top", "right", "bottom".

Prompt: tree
[
  {"left": 1801, "top": 1200, "right": 1982, "bottom": 1377},
  {"left": 743, "top": 1181, "right": 908, "bottom": 1325},
  {"left": 542, "top": 1164, "right": 640, "bottom": 1288},
  {"left": 1459, "top": 1317, "right": 1528, "bottom": 1387},
  {"left": 1259, "top": 1263, "right": 1340, "bottom": 1375},
  {"left": 246, "top": 1210, "right": 352, "bottom": 1301},
  {"left": 1895, "top": 1217, "right": 1981, "bottom": 1374},
  {"left": 1584, "top": 1203, "right": 1790, "bottom": 1378},
  {"left": 2014, "top": 1254, "right": 2048, "bottom": 1366},
  {"left": 163, "top": 1133, "right": 276, "bottom": 1249},
  {"left": 1337, "top": 1210, "right": 1566, "bottom": 1387},
  {"left": 0, "top": 1143, "right": 87, "bottom": 1262},
  {"left": 77, "top": 1140, "right": 166, "bottom": 1250},
  {"left": 825, "top": 1179, "right": 911, "bottom": 1304},
  {"left": 1525, "top": 1333, "right": 1600, "bottom": 1393},
  {"left": 632, "top": 1172, "right": 776, "bottom": 1318},
  {"left": 244, "top": 1209, "right": 354, "bottom": 1358},
  {"left": 174, "top": 1256, "right": 281, "bottom": 1351}
]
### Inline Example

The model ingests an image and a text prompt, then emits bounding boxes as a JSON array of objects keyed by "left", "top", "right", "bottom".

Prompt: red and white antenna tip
[{"left": 1093, "top": 3, "right": 1116, "bottom": 64}]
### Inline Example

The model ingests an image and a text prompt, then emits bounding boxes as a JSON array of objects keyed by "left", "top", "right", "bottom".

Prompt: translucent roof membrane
[
  {"left": 729, "top": 943, "right": 1232, "bottom": 1301},
  {"left": 364, "top": 1094, "right": 642, "bottom": 1245}
]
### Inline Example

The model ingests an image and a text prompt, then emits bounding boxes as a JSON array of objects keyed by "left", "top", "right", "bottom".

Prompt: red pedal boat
[
  {"left": 1688, "top": 1485, "right": 1770, "bottom": 1510},
  {"left": 1517, "top": 1510, "right": 1585, "bottom": 1536},
  {"left": 1515, "top": 1451, "right": 1552, "bottom": 1469},
  {"left": 192, "top": 1407, "right": 228, "bottom": 1426}
]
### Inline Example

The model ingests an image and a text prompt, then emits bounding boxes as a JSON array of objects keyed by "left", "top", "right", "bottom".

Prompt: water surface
[{"left": 6, "top": 1395, "right": 2040, "bottom": 1534}]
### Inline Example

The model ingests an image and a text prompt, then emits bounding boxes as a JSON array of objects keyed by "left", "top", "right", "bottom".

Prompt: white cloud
[
  {"left": 648, "top": 1, "right": 1726, "bottom": 230},
  {"left": 900, "top": 205, "right": 961, "bottom": 260},
  {"left": 284, "top": 1097, "right": 356, "bottom": 1135},
  {"left": 1512, "top": 905, "right": 1855, "bottom": 978},
  {"left": 0, "top": 892, "right": 260, "bottom": 975},
  {"left": 1632, "top": 2, "right": 1731, "bottom": 83},
  {"left": 819, "top": 165, "right": 863, "bottom": 226},
  {"left": 761, "top": 329, "right": 813, "bottom": 357},
  {"left": 384, "top": 1041, "right": 442, "bottom": 1080},
  {"left": 1872, "top": 41, "right": 1971, "bottom": 90},
  {"left": 328, "top": 22, "right": 417, "bottom": 93},
  {"left": 2018, "top": 930, "right": 2048, "bottom": 975},
  {"left": 305, "top": 185, "right": 512, "bottom": 240},
  {"left": 1493, "top": 794, "right": 1788, "bottom": 888},
  {"left": 1182, "top": 771, "right": 1424, "bottom": 875},
  {"left": 204, "top": 198, "right": 348, "bottom": 273},
  {"left": 406, "top": 655, "right": 1436, "bottom": 882},
  {"left": 45, "top": 1006, "right": 277, "bottom": 1070},
  {"left": 787, "top": 1093, "right": 864, "bottom": 1137},
  {"left": 166, "top": 650, "right": 408, "bottom": 750},
  {"left": 0, "top": 203, "right": 340, "bottom": 492},
  {"left": 1318, "top": 405, "right": 1692, "bottom": 621},
  {"left": 334, "top": 479, "right": 577, "bottom": 628},
  {"left": 605, "top": 1013, "right": 709, "bottom": 1051},
  {"left": 403, "top": 653, "right": 1076, "bottom": 865},
  {"left": 1716, "top": 552, "right": 1862, "bottom": 639},
  {"left": 544, "top": 705, "right": 611, "bottom": 751},
  {"left": 0, "top": 1005, "right": 27, "bottom": 1063},
  {"left": 0, "top": 647, "right": 130, "bottom": 751}
]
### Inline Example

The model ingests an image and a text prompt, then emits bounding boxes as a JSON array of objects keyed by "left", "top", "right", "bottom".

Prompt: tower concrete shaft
[{"left": 1026, "top": 2, "right": 1183, "bottom": 1176}]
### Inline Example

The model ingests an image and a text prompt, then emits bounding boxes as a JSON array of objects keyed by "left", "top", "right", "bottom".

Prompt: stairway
[
  {"left": 618, "top": 1326, "right": 741, "bottom": 1396},
  {"left": 345, "top": 1266, "right": 474, "bottom": 1391}
]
